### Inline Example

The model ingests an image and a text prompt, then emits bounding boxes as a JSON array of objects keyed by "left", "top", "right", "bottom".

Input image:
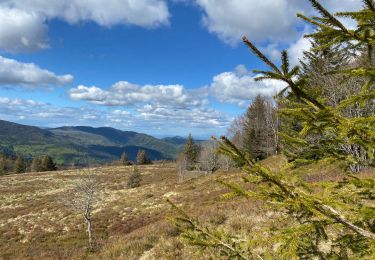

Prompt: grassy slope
[{"left": 0, "top": 157, "right": 373, "bottom": 259}]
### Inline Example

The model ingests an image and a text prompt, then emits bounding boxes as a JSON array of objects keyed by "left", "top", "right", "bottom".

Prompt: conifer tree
[
  {"left": 0, "top": 156, "right": 7, "bottom": 175},
  {"left": 119, "top": 152, "right": 131, "bottom": 166},
  {"left": 41, "top": 155, "right": 57, "bottom": 171},
  {"left": 14, "top": 156, "right": 26, "bottom": 174},
  {"left": 278, "top": 39, "right": 374, "bottom": 171},
  {"left": 0, "top": 153, "right": 14, "bottom": 174},
  {"left": 136, "top": 150, "right": 150, "bottom": 165},
  {"left": 31, "top": 156, "right": 57, "bottom": 172},
  {"left": 170, "top": 1, "right": 375, "bottom": 258},
  {"left": 183, "top": 134, "right": 200, "bottom": 170},
  {"left": 31, "top": 157, "right": 42, "bottom": 172},
  {"left": 243, "top": 95, "right": 277, "bottom": 160}
]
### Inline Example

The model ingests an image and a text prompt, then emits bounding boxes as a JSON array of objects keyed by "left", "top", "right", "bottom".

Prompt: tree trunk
[
  {"left": 84, "top": 204, "right": 93, "bottom": 250},
  {"left": 85, "top": 216, "right": 93, "bottom": 250}
]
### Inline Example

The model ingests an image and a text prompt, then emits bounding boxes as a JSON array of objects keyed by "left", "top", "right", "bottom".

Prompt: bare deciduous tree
[
  {"left": 218, "top": 154, "right": 235, "bottom": 171},
  {"left": 65, "top": 168, "right": 99, "bottom": 250},
  {"left": 176, "top": 153, "right": 187, "bottom": 183},
  {"left": 198, "top": 141, "right": 219, "bottom": 174},
  {"left": 300, "top": 44, "right": 375, "bottom": 172},
  {"left": 227, "top": 116, "right": 245, "bottom": 148}
]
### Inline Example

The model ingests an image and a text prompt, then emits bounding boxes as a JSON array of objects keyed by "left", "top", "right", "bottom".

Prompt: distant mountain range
[
  {"left": 162, "top": 136, "right": 206, "bottom": 145},
  {"left": 0, "top": 120, "right": 205, "bottom": 165}
]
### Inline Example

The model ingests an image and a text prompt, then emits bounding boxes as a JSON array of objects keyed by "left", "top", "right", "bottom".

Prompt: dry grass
[
  {"left": 0, "top": 158, "right": 373, "bottom": 259},
  {"left": 0, "top": 163, "right": 236, "bottom": 259}
]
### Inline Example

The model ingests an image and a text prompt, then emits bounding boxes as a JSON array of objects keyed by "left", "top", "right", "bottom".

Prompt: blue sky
[{"left": 0, "top": 0, "right": 360, "bottom": 138}]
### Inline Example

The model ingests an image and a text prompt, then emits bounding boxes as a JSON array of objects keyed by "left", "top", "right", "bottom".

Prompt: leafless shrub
[
  {"left": 218, "top": 154, "right": 235, "bottom": 171},
  {"left": 64, "top": 167, "right": 100, "bottom": 251},
  {"left": 198, "top": 141, "right": 219, "bottom": 174},
  {"left": 176, "top": 153, "right": 187, "bottom": 183}
]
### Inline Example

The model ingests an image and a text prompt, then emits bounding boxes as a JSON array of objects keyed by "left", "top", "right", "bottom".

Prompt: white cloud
[
  {"left": 0, "top": 97, "right": 45, "bottom": 107},
  {"left": 69, "top": 66, "right": 287, "bottom": 109},
  {"left": 195, "top": 0, "right": 306, "bottom": 45},
  {"left": 0, "top": 8, "right": 48, "bottom": 53},
  {"left": 0, "top": 0, "right": 361, "bottom": 53},
  {"left": 288, "top": 36, "right": 312, "bottom": 66},
  {"left": 111, "top": 109, "right": 131, "bottom": 116},
  {"left": 69, "top": 85, "right": 107, "bottom": 102},
  {"left": 0, "top": 0, "right": 170, "bottom": 52},
  {"left": 262, "top": 31, "right": 311, "bottom": 66},
  {"left": 263, "top": 33, "right": 312, "bottom": 67},
  {"left": 234, "top": 64, "right": 249, "bottom": 76},
  {"left": 262, "top": 43, "right": 284, "bottom": 61},
  {"left": 2, "top": 0, "right": 170, "bottom": 27},
  {"left": 194, "top": 0, "right": 362, "bottom": 46},
  {"left": 208, "top": 65, "right": 287, "bottom": 106},
  {"left": 0, "top": 96, "right": 230, "bottom": 135},
  {"left": 137, "top": 104, "right": 230, "bottom": 129},
  {"left": 66, "top": 78, "right": 233, "bottom": 132},
  {"left": 0, "top": 96, "right": 124, "bottom": 126},
  {"left": 69, "top": 81, "right": 204, "bottom": 107},
  {"left": 0, "top": 56, "right": 73, "bottom": 87}
]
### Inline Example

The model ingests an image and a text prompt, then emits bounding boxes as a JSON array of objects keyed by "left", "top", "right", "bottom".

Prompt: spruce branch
[
  {"left": 308, "top": 0, "right": 348, "bottom": 33},
  {"left": 242, "top": 36, "right": 325, "bottom": 110},
  {"left": 242, "top": 36, "right": 281, "bottom": 74},
  {"left": 281, "top": 50, "right": 290, "bottom": 75},
  {"left": 297, "top": 13, "right": 322, "bottom": 27},
  {"left": 364, "top": 0, "right": 375, "bottom": 10},
  {"left": 216, "top": 138, "right": 375, "bottom": 240}
]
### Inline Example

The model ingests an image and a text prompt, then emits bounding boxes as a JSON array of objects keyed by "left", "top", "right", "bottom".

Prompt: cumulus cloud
[
  {"left": 0, "top": 0, "right": 170, "bottom": 52},
  {"left": 195, "top": 0, "right": 306, "bottom": 45},
  {"left": 137, "top": 104, "right": 229, "bottom": 129},
  {"left": 69, "top": 81, "right": 204, "bottom": 107},
  {"left": 67, "top": 79, "right": 233, "bottom": 132},
  {"left": 208, "top": 65, "right": 287, "bottom": 106},
  {"left": 0, "top": 8, "right": 48, "bottom": 53},
  {"left": 69, "top": 65, "right": 287, "bottom": 109},
  {"left": 0, "top": 56, "right": 73, "bottom": 87},
  {"left": 2, "top": 0, "right": 170, "bottom": 27},
  {"left": 194, "top": 0, "right": 362, "bottom": 46}
]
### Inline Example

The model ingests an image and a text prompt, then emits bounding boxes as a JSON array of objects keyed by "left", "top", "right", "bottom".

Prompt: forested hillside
[{"left": 0, "top": 120, "right": 181, "bottom": 165}]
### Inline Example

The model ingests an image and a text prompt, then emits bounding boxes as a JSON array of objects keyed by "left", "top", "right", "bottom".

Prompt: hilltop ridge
[{"left": 0, "top": 120, "right": 190, "bottom": 164}]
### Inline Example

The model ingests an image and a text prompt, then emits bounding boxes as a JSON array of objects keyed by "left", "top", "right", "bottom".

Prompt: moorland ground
[{"left": 1, "top": 157, "right": 374, "bottom": 259}]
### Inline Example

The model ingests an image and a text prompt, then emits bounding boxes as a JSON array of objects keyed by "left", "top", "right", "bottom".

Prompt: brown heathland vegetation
[{"left": 0, "top": 157, "right": 373, "bottom": 259}]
